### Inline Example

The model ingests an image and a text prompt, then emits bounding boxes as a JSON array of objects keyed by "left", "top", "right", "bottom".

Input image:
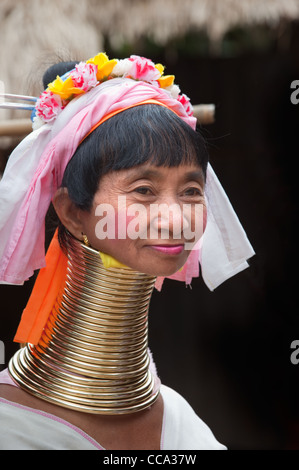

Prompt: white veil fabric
[
  {"left": 0, "top": 76, "right": 254, "bottom": 290},
  {"left": 201, "top": 164, "right": 254, "bottom": 290}
]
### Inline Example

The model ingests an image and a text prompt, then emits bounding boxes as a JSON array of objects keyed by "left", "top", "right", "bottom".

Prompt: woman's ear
[{"left": 52, "top": 188, "right": 84, "bottom": 240}]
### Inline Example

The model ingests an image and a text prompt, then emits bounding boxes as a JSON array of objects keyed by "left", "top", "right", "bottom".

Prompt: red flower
[
  {"left": 128, "top": 55, "right": 160, "bottom": 83},
  {"left": 71, "top": 62, "right": 98, "bottom": 92},
  {"left": 177, "top": 94, "right": 193, "bottom": 116},
  {"left": 35, "top": 91, "right": 63, "bottom": 122}
]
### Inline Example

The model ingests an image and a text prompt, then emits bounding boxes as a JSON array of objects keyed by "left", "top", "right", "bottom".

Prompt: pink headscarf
[{"left": 0, "top": 78, "right": 198, "bottom": 285}]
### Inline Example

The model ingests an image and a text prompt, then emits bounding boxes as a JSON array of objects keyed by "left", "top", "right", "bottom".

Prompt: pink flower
[
  {"left": 71, "top": 62, "right": 98, "bottom": 92},
  {"left": 35, "top": 91, "right": 63, "bottom": 122},
  {"left": 128, "top": 55, "right": 161, "bottom": 83},
  {"left": 177, "top": 93, "right": 193, "bottom": 116}
]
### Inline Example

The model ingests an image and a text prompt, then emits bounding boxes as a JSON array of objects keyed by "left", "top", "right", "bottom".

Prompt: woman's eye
[
  {"left": 134, "top": 187, "right": 153, "bottom": 195},
  {"left": 183, "top": 188, "right": 203, "bottom": 197}
]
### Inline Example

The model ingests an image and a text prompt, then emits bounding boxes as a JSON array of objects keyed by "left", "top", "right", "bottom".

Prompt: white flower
[
  {"left": 112, "top": 59, "right": 133, "bottom": 77},
  {"left": 166, "top": 84, "right": 181, "bottom": 99}
]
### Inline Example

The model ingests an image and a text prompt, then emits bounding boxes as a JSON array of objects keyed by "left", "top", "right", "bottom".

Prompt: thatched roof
[
  {"left": 2, "top": 0, "right": 299, "bottom": 94},
  {"left": 1, "top": 0, "right": 299, "bottom": 144},
  {"left": 90, "top": 0, "right": 299, "bottom": 47}
]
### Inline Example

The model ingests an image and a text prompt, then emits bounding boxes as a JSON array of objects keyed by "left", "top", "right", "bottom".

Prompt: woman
[{"left": 0, "top": 53, "right": 254, "bottom": 450}]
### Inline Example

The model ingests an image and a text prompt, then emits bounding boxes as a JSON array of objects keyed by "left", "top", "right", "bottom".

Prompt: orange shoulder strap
[{"left": 14, "top": 229, "right": 68, "bottom": 345}]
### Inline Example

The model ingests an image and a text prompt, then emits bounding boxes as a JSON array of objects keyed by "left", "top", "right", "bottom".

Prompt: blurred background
[{"left": 0, "top": 0, "right": 298, "bottom": 450}]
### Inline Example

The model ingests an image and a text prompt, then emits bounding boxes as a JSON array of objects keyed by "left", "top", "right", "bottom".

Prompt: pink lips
[{"left": 149, "top": 244, "right": 184, "bottom": 255}]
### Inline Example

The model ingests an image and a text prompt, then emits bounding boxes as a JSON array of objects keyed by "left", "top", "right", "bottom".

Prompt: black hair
[
  {"left": 42, "top": 62, "right": 209, "bottom": 246},
  {"left": 42, "top": 61, "right": 79, "bottom": 88},
  {"left": 62, "top": 104, "right": 209, "bottom": 211}
]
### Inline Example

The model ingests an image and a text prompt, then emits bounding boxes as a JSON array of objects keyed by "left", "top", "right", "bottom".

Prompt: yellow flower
[
  {"left": 155, "top": 63, "right": 175, "bottom": 88},
  {"left": 155, "top": 63, "right": 164, "bottom": 75},
  {"left": 87, "top": 52, "right": 117, "bottom": 81},
  {"left": 158, "top": 75, "right": 175, "bottom": 88},
  {"left": 48, "top": 75, "right": 84, "bottom": 100}
]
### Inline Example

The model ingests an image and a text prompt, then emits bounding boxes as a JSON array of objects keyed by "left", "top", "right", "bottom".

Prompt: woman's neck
[{"left": 9, "top": 235, "right": 160, "bottom": 414}]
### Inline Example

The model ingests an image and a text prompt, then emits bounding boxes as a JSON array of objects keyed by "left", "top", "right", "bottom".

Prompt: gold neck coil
[{"left": 9, "top": 235, "right": 159, "bottom": 414}]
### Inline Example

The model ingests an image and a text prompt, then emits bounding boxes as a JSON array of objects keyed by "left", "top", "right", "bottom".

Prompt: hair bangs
[
  {"left": 95, "top": 104, "right": 208, "bottom": 172},
  {"left": 62, "top": 104, "right": 209, "bottom": 211}
]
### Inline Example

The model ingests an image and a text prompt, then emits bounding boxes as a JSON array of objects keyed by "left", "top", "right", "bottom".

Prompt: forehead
[{"left": 118, "top": 162, "right": 205, "bottom": 183}]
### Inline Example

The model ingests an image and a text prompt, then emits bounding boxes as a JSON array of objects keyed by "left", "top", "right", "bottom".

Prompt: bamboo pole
[
  {"left": 0, "top": 104, "right": 215, "bottom": 137},
  {"left": 0, "top": 118, "right": 32, "bottom": 136}
]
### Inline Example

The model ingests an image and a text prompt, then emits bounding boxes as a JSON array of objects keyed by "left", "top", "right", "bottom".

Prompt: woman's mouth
[{"left": 148, "top": 244, "right": 184, "bottom": 255}]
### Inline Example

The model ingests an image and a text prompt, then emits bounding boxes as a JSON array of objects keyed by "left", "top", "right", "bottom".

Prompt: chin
[
  {"left": 118, "top": 251, "right": 188, "bottom": 277},
  {"left": 134, "top": 262, "right": 185, "bottom": 277}
]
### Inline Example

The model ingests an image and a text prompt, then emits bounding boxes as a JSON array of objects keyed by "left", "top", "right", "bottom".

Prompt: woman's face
[{"left": 79, "top": 162, "right": 207, "bottom": 276}]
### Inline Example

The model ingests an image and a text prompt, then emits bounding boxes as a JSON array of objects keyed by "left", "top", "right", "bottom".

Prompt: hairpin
[{"left": 0, "top": 93, "right": 37, "bottom": 111}]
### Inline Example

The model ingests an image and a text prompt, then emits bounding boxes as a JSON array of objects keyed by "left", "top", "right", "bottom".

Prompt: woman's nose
[{"left": 149, "top": 201, "right": 187, "bottom": 240}]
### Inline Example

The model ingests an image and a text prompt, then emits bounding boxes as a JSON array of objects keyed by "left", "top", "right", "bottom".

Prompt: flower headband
[{"left": 32, "top": 53, "right": 192, "bottom": 130}]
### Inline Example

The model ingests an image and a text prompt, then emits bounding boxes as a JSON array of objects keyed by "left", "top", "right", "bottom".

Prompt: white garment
[
  {"left": 0, "top": 396, "right": 101, "bottom": 450},
  {"left": 0, "top": 381, "right": 225, "bottom": 450},
  {"left": 160, "top": 385, "right": 226, "bottom": 450}
]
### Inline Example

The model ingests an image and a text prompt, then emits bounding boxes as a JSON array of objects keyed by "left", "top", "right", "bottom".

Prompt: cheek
[
  {"left": 114, "top": 207, "right": 149, "bottom": 240},
  {"left": 188, "top": 203, "right": 207, "bottom": 233},
  {"left": 202, "top": 205, "right": 207, "bottom": 233},
  {"left": 113, "top": 209, "right": 129, "bottom": 240},
  {"left": 93, "top": 204, "right": 135, "bottom": 240},
  {"left": 93, "top": 200, "right": 149, "bottom": 246},
  {"left": 114, "top": 208, "right": 140, "bottom": 239}
]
